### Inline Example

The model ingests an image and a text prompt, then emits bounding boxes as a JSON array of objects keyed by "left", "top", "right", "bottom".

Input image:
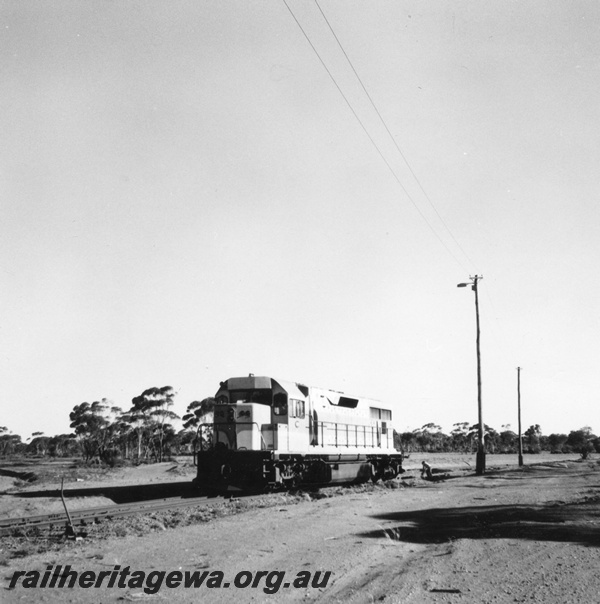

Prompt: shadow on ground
[
  {"left": 6, "top": 482, "right": 201, "bottom": 504},
  {"left": 361, "top": 498, "right": 600, "bottom": 546},
  {"left": 0, "top": 469, "right": 38, "bottom": 483}
]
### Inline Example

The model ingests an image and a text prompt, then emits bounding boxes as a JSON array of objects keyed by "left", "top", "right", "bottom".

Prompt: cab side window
[
  {"left": 273, "top": 392, "right": 288, "bottom": 416},
  {"left": 289, "top": 399, "right": 305, "bottom": 419}
]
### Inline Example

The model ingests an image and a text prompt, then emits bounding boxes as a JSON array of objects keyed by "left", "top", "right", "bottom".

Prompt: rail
[
  {"left": 1, "top": 479, "right": 372, "bottom": 538},
  {"left": 0, "top": 495, "right": 212, "bottom": 536}
]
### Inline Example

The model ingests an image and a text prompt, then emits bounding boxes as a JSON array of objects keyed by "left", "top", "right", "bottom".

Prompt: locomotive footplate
[
  {"left": 194, "top": 448, "right": 404, "bottom": 491},
  {"left": 274, "top": 453, "right": 403, "bottom": 485}
]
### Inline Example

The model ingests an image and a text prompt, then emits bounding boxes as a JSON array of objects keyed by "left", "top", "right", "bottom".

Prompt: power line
[
  {"left": 281, "top": 0, "right": 469, "bottom": 271},
  {"left": 314, "top": 0, "right": 478, "bottom": 273}
]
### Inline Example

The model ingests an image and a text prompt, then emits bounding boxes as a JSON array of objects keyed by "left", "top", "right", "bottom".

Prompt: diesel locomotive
[{"left": 193, "top": 374, "right": 403, "bottom": 490}]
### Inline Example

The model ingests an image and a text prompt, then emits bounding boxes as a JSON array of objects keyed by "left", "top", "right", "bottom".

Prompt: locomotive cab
[{"left": 210, "top": 375, "right": 308, "bottom": 454}]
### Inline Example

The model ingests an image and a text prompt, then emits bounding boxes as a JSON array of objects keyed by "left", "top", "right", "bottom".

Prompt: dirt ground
[{"left": 2, "top": 453, "right": 600, "bottom": 603}]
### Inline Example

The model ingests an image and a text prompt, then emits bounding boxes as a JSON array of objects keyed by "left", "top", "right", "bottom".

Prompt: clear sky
[{"left": 1, "top": 1, "right": 599, "bottom": 440}]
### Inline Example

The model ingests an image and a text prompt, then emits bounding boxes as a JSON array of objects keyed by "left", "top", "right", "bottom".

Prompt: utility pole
[
  {"left": 457, "top": 274, "right": 485, "bottom": 475},
  {"left": 517, "top": 366, "right": 523, "bottom": 467}
]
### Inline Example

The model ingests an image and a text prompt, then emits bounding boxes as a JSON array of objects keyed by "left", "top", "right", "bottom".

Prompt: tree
[
  {"left": 566, "top": 427, "right": 596, "bottom": 458},
  {"left": 0, "top": 428, "right": 22, "bottom": 457},
  {"left": 467, "top": 423, "right": 498, "bottom": 453},
  {"left": 547, "top": 433, "right": 568, "bottom": 453},
  {"left": 120, "top": 404, "right": 153, "bottom": 461},
  {"left": 182, "top": 397, "right": 215, "bottom": 452},
  {"left": 450, "top": 422, "right": 470, "bottom": 452},
  {"left": 524, "top": 424, "right": 542, "bottom": 454},
  {"left": 69, "top": 400, "right": 121, "bottom": 463},
  {"left": 398, "top": 431, "right": 415, "bottom": 453},
  {"left": 498, "top": 430, "right": 518, "bottom": 453},
  {"left": 110, "top": 416, "right": 136, "bottom": 460},
  {"left": 27, "top": 433, "right": 51, "bottom": 457},
  {"left": 392, "top": 430, "right": 403, "bottom": 452},
  {"left": 182, "top": 398, "right": 215, "bottom": 430},
  {"left": 48, "top": 434, "right": 79, "bottom": 457},
  {"left": 412, "top": 423, "right": 447, "bottom": 452},
  {"left": 127, "top": 387, "right": 180, "bottom": 462},
  {"left": 484, "top": 425, "right": 500, "bottom": 453}
]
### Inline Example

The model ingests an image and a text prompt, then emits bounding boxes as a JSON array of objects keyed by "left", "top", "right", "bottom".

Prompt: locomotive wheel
[
  {"left": 283, "top": 475, "right": 301, "bottom": 489},
  {"left": 370, "top": 462, "right": 382, "bottom": 483}
]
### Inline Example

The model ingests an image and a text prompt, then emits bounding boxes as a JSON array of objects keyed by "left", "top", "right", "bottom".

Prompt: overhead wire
[
  {"left": 284, "top": 1, "right": 527, "bottom": 427},
  {"left": 314, "top": 0, "right": 478, "bottom": 273},
  {"left": 316, "top": 6, "right": 516, "bottom": 367},
  {"left": 281, "top": 0, "right": 470, "bottom": 272}
]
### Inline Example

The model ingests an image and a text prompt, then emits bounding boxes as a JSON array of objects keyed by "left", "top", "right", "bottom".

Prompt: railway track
[
  {"left": 1, "top": 479, "right": 371, "bottom": 537},
  {"left": 0, "top": 494, "right": 218, "bottom": 536}
]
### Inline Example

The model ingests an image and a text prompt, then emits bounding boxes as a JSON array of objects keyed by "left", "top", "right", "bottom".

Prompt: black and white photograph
[{"left": 1, "top": 1, "right": 600, "bottom": 602}]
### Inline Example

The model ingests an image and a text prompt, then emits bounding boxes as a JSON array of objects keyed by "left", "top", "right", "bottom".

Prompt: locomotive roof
[
  {"left": 221, "top": 375, "right": 306, "bottom": 401},
  {"left": 273, "top": 378, "right": 307, "bottom": 401},
  {"left": 220, "top": 375, "right": 386, "bottom": 408}
]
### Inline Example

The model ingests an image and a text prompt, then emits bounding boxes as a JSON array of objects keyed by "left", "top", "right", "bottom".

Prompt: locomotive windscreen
[
  {"left": 217, "top": 376, "right": 274, "bottom": 406},
  {"left": 229, "top": 389, "right": 272, "bottom": 406}
]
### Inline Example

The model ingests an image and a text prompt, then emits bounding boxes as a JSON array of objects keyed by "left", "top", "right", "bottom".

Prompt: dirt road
[{"left": 2, "top": 455, "right": 600, "bottom": 603}]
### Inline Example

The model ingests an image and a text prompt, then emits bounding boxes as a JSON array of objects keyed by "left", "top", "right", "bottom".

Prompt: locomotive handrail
[
  {"left": 195, "top": 419, "right": 391, "bottom": 453},
  {"left": 313, "top": 420, "right": 391, "bottom": 449},
  {"left": 197, "top": 421, "right": 269, "bottom": 451},
  {"left": 193, "top": 424, "right": 213, "bottom": 466}
]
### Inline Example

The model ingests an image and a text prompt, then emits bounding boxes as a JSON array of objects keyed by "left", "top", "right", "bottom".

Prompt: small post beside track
[{"left": 60, "top": 477, "right": 78, "bottom": 540}]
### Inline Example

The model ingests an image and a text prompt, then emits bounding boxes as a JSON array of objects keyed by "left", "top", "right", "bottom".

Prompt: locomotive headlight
[{"left": 227, "top": 407, "right": 235, "bottom": 422}]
